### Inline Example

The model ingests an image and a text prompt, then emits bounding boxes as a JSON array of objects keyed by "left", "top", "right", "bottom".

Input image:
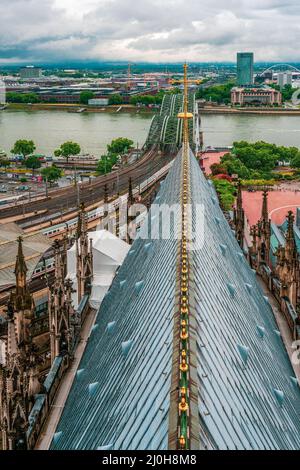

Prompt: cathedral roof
[{"left": 51, "top": 149, "right": 300, "bottom": 450}]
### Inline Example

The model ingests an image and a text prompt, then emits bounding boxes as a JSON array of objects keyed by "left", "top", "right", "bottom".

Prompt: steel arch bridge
[
  {"left": 145, "top": 93, "right": 196, "bottom": 153},
  {"left": 258, "top": 64, "right": 300, "bottom": 76}
]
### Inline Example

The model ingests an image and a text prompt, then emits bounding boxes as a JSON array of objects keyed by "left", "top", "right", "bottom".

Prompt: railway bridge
[{"left": 145, "top": 92, "right": 197, "bottom": 153}]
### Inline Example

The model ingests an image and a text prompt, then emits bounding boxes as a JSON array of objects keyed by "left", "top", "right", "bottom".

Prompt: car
[
  {"left": 16, "top": 185, "right": 29, "bottom": 191},
  {"left": 0, "top": 185, "right": 7, "bottom": 193}
]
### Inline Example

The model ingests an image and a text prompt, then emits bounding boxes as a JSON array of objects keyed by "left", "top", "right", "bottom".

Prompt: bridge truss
[{"left": 145, "top": 92, "right": 196, "bottom": 153}]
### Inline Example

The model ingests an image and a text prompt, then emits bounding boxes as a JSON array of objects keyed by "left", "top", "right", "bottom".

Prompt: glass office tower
[{"left": 237, "top": 52, "right": 254, "bottom": 86}]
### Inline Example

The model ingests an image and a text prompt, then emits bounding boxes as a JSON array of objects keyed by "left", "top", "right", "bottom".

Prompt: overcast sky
[{"left": 0, "top": 0, "right": 300, "bottom": 63}]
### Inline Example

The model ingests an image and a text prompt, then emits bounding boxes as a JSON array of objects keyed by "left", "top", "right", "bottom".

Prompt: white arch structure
[{"left": 259, "top": 64, "right": 300, "bottom": 76}]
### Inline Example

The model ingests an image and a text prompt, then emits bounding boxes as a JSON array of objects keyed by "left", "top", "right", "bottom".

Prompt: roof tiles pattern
[{"left": 51, "top": 150, "right": 300, "bottom": 450}]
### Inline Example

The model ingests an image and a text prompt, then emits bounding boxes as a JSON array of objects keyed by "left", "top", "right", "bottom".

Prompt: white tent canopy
[{"left": 67, "top": 230, "right": 130, "bottom": 310}]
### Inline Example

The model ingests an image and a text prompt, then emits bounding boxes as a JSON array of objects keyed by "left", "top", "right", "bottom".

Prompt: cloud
[{"left": 1, "top": 0, "right": 300, "bottom": 63}]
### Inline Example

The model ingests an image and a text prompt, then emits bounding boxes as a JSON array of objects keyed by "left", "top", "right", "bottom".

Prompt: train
[
  {"left": 31, "top": 257, "right": 55, "bottom": 279},
  {"left": 41, "top": 162, "right": 172, "bottom": 238},
  {"left": 0, "top": 194, "right": 26, "bottom": 207}
]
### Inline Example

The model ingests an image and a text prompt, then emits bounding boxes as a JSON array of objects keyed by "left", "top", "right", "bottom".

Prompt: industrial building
[{"left": 20, "top": 66, "right": 42, "bottom": 80}]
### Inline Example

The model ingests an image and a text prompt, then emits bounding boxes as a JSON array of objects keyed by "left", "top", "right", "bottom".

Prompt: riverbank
[
  {"left": 199, "top": 106, "right": 300, "bottom": 115},
  {"left": 4, "top": 103, "right": 155, "bottom": 114},
  {"left": 6, "top": 102, "right": 300, "bottom": 116}
]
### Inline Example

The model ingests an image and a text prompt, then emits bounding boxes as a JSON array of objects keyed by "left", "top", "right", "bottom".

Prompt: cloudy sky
[{"left": 0, "top": 0, "right": 300, "bottom": 63}]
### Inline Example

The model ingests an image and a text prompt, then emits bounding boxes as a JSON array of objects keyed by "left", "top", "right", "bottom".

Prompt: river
[
  {"left": 1, "top": 109, "right": 300, "bottom": 156},
  {"left": 0, "top": 109, "right": 153, "bottom": 156},
  {"left": 201, "top": 114, "right": 300, "bottom": 148}
]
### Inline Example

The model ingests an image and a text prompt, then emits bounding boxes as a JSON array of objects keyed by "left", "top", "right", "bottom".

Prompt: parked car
[{"left": 0, "top": 185, "right": 7, "bottom": 193}]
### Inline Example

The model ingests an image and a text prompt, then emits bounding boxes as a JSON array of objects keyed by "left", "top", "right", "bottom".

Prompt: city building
[
  {"left": 277, "top": 72, "right": 293, "bottom": 89},
  {"left": 237, "top": 52, "right": 254, "bottom": 86},
  {"left": 20, "top": 66, "right": 42, "bottom": 80},
  {"left": 37, "top": 86, "right": 116, "bottom": 104},
  {"left": 231, "top": 86, "right": 282, "bottom": 107}
]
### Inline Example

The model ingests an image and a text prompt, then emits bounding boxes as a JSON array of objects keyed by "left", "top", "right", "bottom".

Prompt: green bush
[{"left": 212, "top": 179, "right": 236, "bottom": 210}]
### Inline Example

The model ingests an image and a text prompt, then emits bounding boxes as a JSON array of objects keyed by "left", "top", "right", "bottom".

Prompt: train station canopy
[
  {"left": 67, "top": 230, "right": 130, "bottom": 310},
  {"left": 0, "top": 222, "right": 51, "bottom": 288},
  {"left": 52, "top": 149, "right": 300, "bottom": 451}
]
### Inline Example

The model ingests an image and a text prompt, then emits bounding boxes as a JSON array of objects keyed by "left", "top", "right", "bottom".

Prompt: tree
[
  {"left": 6, "top": 92, "right": 40, "bottom": 103},
  {"left": 21, "top": 92, "right": 40, "bottom": 104},
  {"left": 108, "top": 94, "right": 123, "bottom": 105},
  {"left": 130, "top": 95, "right": 157, "bottom": 106},
  {"left": 291, "top": 152, "right": 300, "bottom": 168},
  {"left": 11, "top": 139, "right": 36, "bottom": 158},
  {"left": 54, "top": 141, "right": 81, "bottom": 163},
  {"left": 270, "top": 83, "right": 297, "bottom": 102},
  {"left": 196, "top": 82, "right": 235, "bottom": 104},
  {"left": 80, "top": 91, "right": 94, "bottom": 105},
  {"left": 96, "top": 154, "right": 118, "bottom": 175},
  {"left": 41, "top": 165, "right": 62, "bottom": 185},
  {"left": 107, "top": 137, "right": 134, "bottom": 155},
  {"left": 210, "top": 163, "right": 228, "bottom": 176},
  {"left": 25, "top": 155, "right": 41, "bottom": 175},
  {"left": 220, "top": 153, "right": 251, "bottom": 179},
  {"left": 0, "top": 158, "right": 10, "bottom": 168}
]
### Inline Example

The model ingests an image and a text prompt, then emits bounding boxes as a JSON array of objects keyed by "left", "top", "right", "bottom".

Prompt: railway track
[{"left": 0, "top": 148, "right": 173, "bottom": 222}]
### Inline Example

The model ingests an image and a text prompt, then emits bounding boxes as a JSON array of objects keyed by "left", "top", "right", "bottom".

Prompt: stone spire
[
  {"left": 61, "top": 232, "right": 69, "bottom": 279},
  {"left": 275, "top": 211, "right": 299, "bottom": 309},
  {"left": 234, "top": 181, "right": 245, "bottom": 249},
  {"left": 128, "top": 177, "right": 134, "bottom": 207},
  {"left": 76, "top": 204, "right": 93, "bottom": 306},
  {"left": 6, "top": 302, "right": 18, "bottom": 358},
  {"left": 250, "top": 190, "right": 271, "bottom": 270},
  {"left": 10, "top": 237, "right": 34, "bottom": 348},
  {"left": 0, "top": 354, "right": 30, "bottom": 450},
  {"left": 49, "top": 239, "right": 74, "bottom": 364},
  {"left": 262, "top": 189, "right": 269, "bottom": 226},
  {"left": 14, "top": 237, "right": 30, "bottom": 304},
  {"left": 0, "top": 248, "right": 37, "bottom": 450},
  {"left": 127, "top": 177, "right": 135, "bottom": 245},
  {"left": 286, "top": 211, "right": 297, "bottom": 260},
  {"left": 103, "top": 183, "right": 109, "bottom": 206}
]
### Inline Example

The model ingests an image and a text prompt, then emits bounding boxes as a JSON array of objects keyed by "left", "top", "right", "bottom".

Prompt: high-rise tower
[{"left": 237, "top": 52, "right": 254, "bottom": 86}]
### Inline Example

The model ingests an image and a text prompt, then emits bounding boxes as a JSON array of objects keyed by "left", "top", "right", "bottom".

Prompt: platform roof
[{"left": 0, "top": 223, "right": 51, "bottom": 287}]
